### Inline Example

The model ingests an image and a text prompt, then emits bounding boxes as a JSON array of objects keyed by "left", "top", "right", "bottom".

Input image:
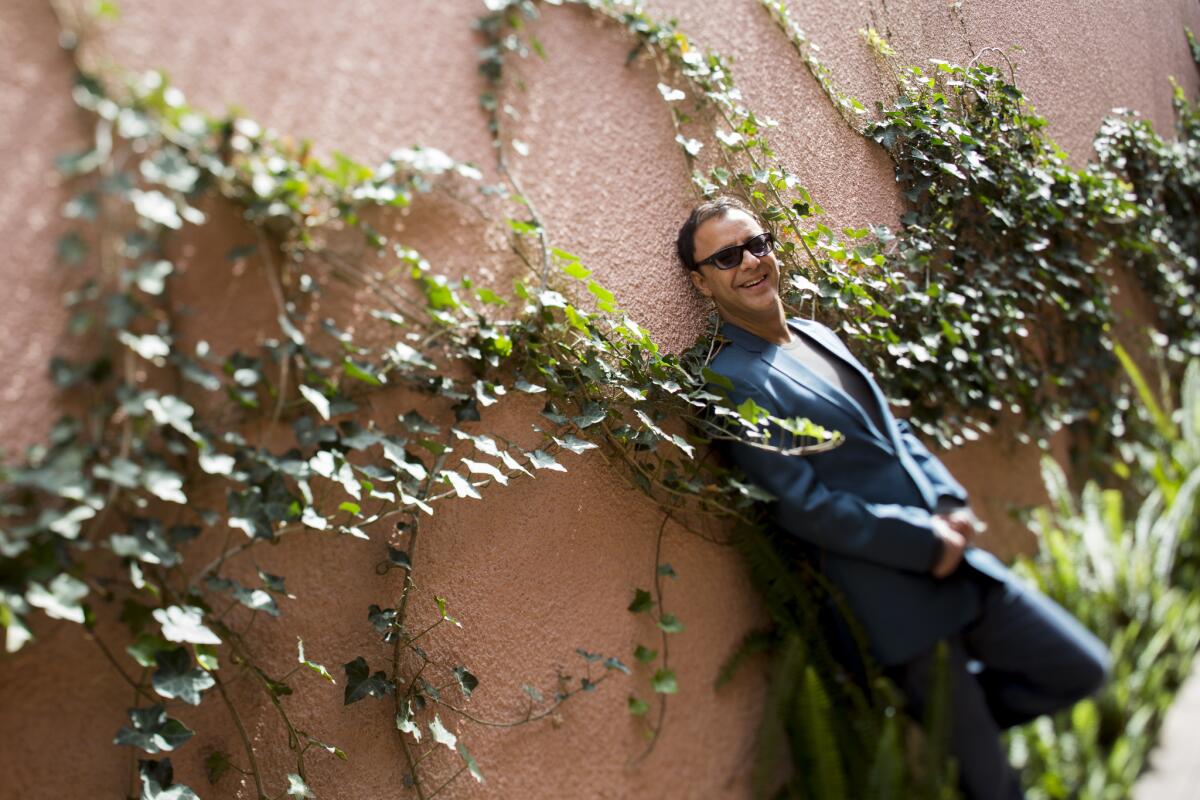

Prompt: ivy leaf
[
  {"left": 152, "top": 647, "right": 215, "bottom": 705},
  {"left": 153, "top": 605, "right": 221, "bottom": 645},
  {"left": 395, "top": 699, "right": 422, "bottom": 742},
  {"left": 657, "top": 614, "right": 685, "bottom": 633},
  {"left": 114, "top": 705, "right": 194, "bottom": 753},
  {"left": 651, "top": 669, "right": 678, "bottom": 694},
  {"left": 527, "top": 450, "right": 566, "bottom": 472},
  {"left": 26, "top": 573, "right": 88, "bottom": 623},
  {"left": 233, "top": 586, "right": 280, "bottom": 617},
  {"left": 343, "top": 656, "right": 394, "bottom": 704},
  {"left": 299, "top": 385, "right": 331, "bottom": 420},
  {"left": 627, "top": 696, "right": 650, "bottom": 716},
  {"left": 286, "top": 774, "right": 315, "bottom": 799},
  {"left": 298, "top": 638, "right": 336, "bottom": 684},
  {"left": 656, "top": 82, "right": 686, "bottom": 102},
  {"left": 460, "top": 458, "right": 508, "bottom": 486},
  {"left": 441, "top": 469, "right": 482, "bottom": 499},
  {"left": 453, "top": 666, "right": 479, "bottom": 698},
  {"left": 634, "top": 644, "right": 658, "bottom": 663},
  {"left": 553, "top": 434, "right": 597, "bottom": 454},
  {"left": 604, "top": 657, "right": 631, "bottom": 674},
  {"left": 139, "top": 758, "right": 198, "bottom": 800},
  {"left": 627, "top": 588, "right": 653, "bottom": 614},
  {"left": 57, "top": 231, "right": 87, "bottom": 265},
  {"left": 657, "top": 563, "right": 677, "bottom": 579},
  {"left": 435, "top": 596, "right": 462, "bottom": 627},
  {"left": 458, "top": 742, "right": 485, "bottom": 784},
  {"left": 428, "top": 715, "right": 457, "bottom": 751},
  {"left": 205, "top": 750, "right": 232, "bottom": 784},
  {"left": 304, "top": 734, "right": 347, "bottom": 760},
  {"left": 675, "top": 134, "right": 703, "bottom": 156},
  {"left": 127, "top": 633, "right": 170, "bottom": 668}
]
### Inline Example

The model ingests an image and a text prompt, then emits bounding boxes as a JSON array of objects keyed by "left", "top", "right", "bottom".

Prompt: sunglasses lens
[
  {"left": 713, "top": 248, "right": 743, "bottom": 269},
  {"left": 748, "top": 233, "right": 772, "bottom": 257}
]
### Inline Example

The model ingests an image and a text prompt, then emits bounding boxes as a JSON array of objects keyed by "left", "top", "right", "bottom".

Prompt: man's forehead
[{"left": 696, "top": 209, "right": 762, "bottom": 247}]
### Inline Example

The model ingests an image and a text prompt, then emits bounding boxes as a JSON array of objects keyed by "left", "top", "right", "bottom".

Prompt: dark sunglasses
[{"left": 693, "top": 232, "right": 775, "bottom": 270}]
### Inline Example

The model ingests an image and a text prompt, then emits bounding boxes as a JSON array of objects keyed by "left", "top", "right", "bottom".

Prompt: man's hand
[
  {"left": 943, "top": 505, "right": 986, "bottom": 539},
  {"left": 931, "top": 515, "right": 967, "bottom": 578}
]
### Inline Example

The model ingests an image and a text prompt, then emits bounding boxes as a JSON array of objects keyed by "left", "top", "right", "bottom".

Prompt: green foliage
[
  {"left": 8, "top": 1, "right": 1200, "bottom": 798},
  {"left": 1092, "top": 91, "right": 1200, "bottom": 362},
  {"left": 1008, "top": 357, "right": 1200, "bottom": 798}
]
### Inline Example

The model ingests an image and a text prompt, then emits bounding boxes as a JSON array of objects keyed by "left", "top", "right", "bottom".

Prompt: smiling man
[{"left": 679, "top": 196, "right": 1109, "bottom": 800}]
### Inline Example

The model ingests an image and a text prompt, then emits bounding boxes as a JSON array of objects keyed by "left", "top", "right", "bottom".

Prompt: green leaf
[
  {"left": 628, "top": 588, "right": 653, "bottom": 614},
  {"left": 286, "top": 774, "right": 315, "bottom": 799},
  {"left": 657, "top": 563, "right": 677, "bottom": 579},
  {"left": 343, "top": 656, "right": 394, "bottom": 704},
  {"left": 344, "top": 358, "right": 384, "bottom": 386},
  {"left": 152, "top": 604, "right": 220, "bottom": 647},
  {"left": 298, "top": 638, "right": 336, "bottom": 684},
  {"left": 428, "top": 715, "right": 457, "bottom": 751},
  {"left": 527, "top": 450, "right": 566, "bottom": 472},
  {"left": 127, "top": 633, "right": 171, "bottom": 668},
  {"left": 114, "top": 705, "right": 194, "bottom": 753},
  {"left": 634, "top": 644, "right": 658, "bottom": 663},
  {"left": 651, "top": 668, "right": 678, "bottom": 694},
  {"left": 194, "top": 644, "right": 219, "bottom": 671},
  {"left": 205, "top": 750, "right": 232, "bottom": 784},
  {"left": 441, "top": 469, "right": 482, "bottom": 499},
  {"left": 139, "top": 759, "right": 198, "bottom": 800},
  {"left": 338, "top": 501, "right": 361, "bottom": 515},
  {"left": 586, "top": 279, "right": 617, "bottom": 312},
  {"left": 454, "top": 666, "right": 479, "bottom": 698},
  {"left": 627, "top": 695, "right": 650, "bottom": 716},
  {"left": 458, "top": 742, "right": 485, "bottom": 784},
  {"left": 658, "top": 613, "right": 685, "bottom": 633},
  {"left": 26, "top": 573, "right": 88, "bottom": 623},
  {"left": 299, "top": 385, "right": 331, "bottom": 420},
  {"left": 152, "top": 647, "right": 215, "bottom": 705}
]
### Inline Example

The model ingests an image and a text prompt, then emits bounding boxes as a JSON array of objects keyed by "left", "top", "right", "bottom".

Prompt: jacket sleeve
[
  {"left": 727, "top": 388, "right": 942, "bottom": 573},
  {"left": 893, "top": 418, "right": 968, "bottom": 506}
]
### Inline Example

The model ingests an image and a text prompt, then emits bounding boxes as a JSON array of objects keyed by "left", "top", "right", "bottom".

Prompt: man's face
[{"left": 688, "top": 209, "right": 782, "bottom": 324}]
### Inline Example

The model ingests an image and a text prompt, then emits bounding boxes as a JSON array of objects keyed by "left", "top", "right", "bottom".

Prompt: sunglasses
[{"left": 693, "top": 232, "right": 775, "bottom": 270}]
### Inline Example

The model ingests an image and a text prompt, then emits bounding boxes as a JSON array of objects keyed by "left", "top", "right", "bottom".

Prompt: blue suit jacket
[{"left": 711, "top": 317, "right": 1009, "bottom": 665}]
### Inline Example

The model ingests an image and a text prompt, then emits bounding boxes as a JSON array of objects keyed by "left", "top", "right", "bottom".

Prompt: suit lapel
[
  {"left": 719, "top": 318, "right": 940, "bottom": 508},
  {"left": 792, "top": 320, "right": 939, "bottom": 505},
  {"left": 784, "top": 320, "right": 893, "bottom": 447}
]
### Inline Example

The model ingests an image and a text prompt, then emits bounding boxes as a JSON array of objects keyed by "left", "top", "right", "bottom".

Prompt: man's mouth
[{"left": 739, "top": 275, "right": 767, "bottom": 289}]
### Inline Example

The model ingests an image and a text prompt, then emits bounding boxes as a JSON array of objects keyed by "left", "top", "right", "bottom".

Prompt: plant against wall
[
  {"left": 1006, "top": 353, "right": 1200, "bottom": 799},
  {"left": 2, "top": 3, "right": 862, "bottom": 798},
  {"left": 7, "top": 0, "right": 1200, "bottom": 798}
]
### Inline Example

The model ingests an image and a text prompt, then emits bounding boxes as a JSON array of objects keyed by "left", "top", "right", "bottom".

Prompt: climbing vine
[{"left": 5, "top": 0, "right": 1200, "bottom": 798}]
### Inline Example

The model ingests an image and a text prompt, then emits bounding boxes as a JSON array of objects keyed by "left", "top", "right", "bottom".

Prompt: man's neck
[{"left": 722, "top": 306, "right": 792, "bottom": 346}]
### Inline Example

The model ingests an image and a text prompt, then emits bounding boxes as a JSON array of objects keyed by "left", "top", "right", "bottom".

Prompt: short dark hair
[{"left": 676, "top": 196, "right": 754, "bottom": 272}]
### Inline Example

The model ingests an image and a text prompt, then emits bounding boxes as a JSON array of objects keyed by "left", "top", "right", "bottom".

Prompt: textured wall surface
[{"left": 3, "top": 0, "right": 1199, "bottom": 797}]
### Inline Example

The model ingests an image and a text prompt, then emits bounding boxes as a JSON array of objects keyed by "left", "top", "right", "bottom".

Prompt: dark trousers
[{"left": 889, "top": 566, "right": 1111, "bottom": 800}]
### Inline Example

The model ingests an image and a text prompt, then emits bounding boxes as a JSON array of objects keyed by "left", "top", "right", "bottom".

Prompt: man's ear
[{"left": 689, "top": 269, "right": 713, "bottom": 298}]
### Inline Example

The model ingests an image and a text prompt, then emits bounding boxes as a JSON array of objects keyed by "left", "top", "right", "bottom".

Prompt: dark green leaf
[
  {"left": 343, "top": 656, "right": 394, "bottom": 704},
  {"left": 627, "top": 588, "right": 653, "bottom": 614}
]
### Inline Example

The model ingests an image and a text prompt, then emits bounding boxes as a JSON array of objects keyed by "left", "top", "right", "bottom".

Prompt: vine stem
[
  {"left": 635, "top": 511, "right": 672, "bottom": 761},
  {"left": 431, "top": 672, "right": 613, "bottom": 728},
  {"left": 87, "top": 629, "right": 159, "bottom": 703},
  {"left": 390, "top": 432, "right": 454, "bottom": 800},
  {"left": 213, "top": 671, "right": 268, "bottom": 800}
]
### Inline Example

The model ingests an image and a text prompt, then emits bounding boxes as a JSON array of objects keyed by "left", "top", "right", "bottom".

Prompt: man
[{"left": 679, "top": 197, "right": 1109, "bottom": 800}]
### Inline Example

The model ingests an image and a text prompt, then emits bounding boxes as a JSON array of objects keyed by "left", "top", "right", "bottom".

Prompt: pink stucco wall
[{"left": 3, "top": 1, "right": 1199, "bottom": 797}]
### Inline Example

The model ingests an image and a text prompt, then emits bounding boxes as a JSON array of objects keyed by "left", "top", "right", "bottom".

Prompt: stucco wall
[{"left": 2, "top": 0, "right": 1199, "bottom": 798}]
